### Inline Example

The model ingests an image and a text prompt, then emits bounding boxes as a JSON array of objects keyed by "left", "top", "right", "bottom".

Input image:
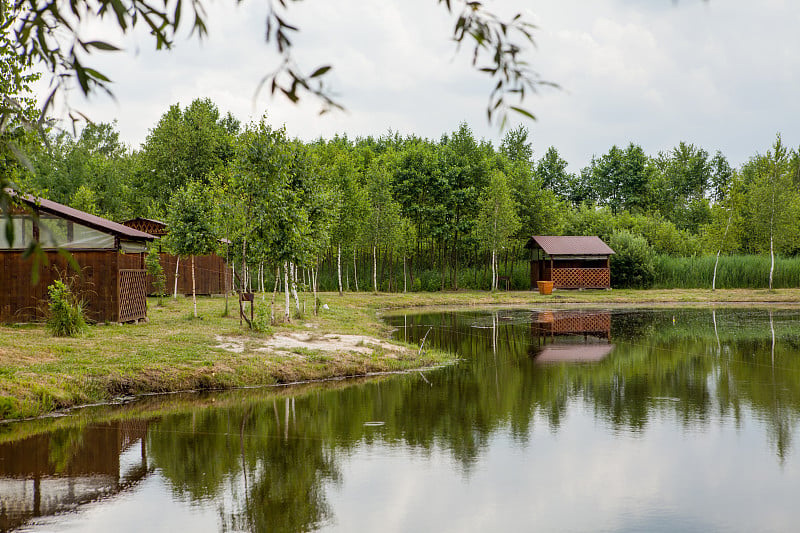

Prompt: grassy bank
[{"left": 2, "top": 288, "right": 800, "bottom": 421}]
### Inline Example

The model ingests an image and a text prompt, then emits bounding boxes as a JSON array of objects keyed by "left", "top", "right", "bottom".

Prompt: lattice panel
[
  {"left": 551, "top": 312, "right": 611, "bottom": 334},
  {"left": 118, "top": 269, "right": 148, "bottom": 322},
  {"left": 533, "top": 311, "right": 611, "bottom": 337},
  {"left": 552, "top": 268, "right": 610, "bottom": 288},
  {"left": 124, "top": 219, "right": 167, "bottom": 236}
]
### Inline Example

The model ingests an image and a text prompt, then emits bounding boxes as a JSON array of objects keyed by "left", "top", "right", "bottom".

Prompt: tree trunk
[
  {"left": 337, "top": 245, "right": 343, "bottom": 296},
  {"left": 388, "top": 249, "right": 394, "bottom": 292},
  {"left": 173, "top": 256, "right": 180, "bottom": 299},
  {"left": 453, "top": 231, "right": 459, "bottom": 290},
  {"left": 440, "top": 241, "right": 446, "bottom": 291},
  {"left": 353, "top": 248, "right": 359, "bottom": 292},
  {"left": 712, "top": 211, "right": 733, "bottom": 291},
  {"left": 259, "top": 262, "right": 265, "bottom": 300},
  {"left": 491, "top": 249, "right": 497, "bottom": 292},
  {"left": 769, "top": 233, "right": 775, "bottom": 291},
  {"left": 291, "top": 262, "right": 300, "bottom": 311},
  {"left": 372, "top": 244, "right": 378, "bottom": 293},
  {"left": 509, "top": 245, "right": 516, "bottom": 287},
  {"left": 313, "top": 263, "right": 319, "bottom": 315},
  {"left": 403, "top": 255, "right": 407, "bottom": 293},
  {"left": 284, "top": 261, "right": 291, "bottom": 321},
  {"left": 191, "top": 255, "right": 197, "bottom": 318},
  {"left": 271, "top": 264, "right": 280, "bottom": 322}
]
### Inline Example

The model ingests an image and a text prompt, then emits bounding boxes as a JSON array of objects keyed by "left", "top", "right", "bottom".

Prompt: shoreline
[{"left": 1, "top": 289, "right": 799, "bottom": 421}]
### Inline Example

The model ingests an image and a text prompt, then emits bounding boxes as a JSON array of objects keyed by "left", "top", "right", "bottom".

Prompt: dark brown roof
[
  {"left": 525, "top": 235, "right": 615, "bottom": 256},
  {"left": 10, "top": 192, "right": 155, "bottom": 242},
  {"left": 534, "top": 344, "right": 615, "bottom": 364}
]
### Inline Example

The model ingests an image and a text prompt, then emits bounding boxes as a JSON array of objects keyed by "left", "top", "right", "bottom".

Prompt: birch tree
[
  {"left": 475, "top": 170, "right": 520, "bottom": 291},
  {"left": 165, "top": 181, "right": 218, "bottom": 318}
]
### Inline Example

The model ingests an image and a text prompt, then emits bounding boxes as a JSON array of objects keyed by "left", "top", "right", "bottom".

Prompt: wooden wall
[
  {"left": 1, "top": 250, "right": 122, "bottom": 323},
  {"left": 157, "top": 253, "right": 231, "bottom": 296}
]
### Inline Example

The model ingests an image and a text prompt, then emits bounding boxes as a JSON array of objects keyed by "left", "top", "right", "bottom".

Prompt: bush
[
  {"left": 145, "top": 245, "right": 166, "bottom": 305},
  {"left": 46, "top": 279, "right": 87, "bottom": 336},
  {"left": 252, "top": 301, "right": 273, "bottom": 334},
  {"left": 609, "top": 230, "right": 656, "bottom": 288}
]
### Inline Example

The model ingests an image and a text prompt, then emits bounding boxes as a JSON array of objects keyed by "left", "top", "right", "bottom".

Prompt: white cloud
[{"left": 35, "top": 0, "right": 800, "bottom": 171}]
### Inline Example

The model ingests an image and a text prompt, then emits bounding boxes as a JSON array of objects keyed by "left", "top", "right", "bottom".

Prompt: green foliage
[
  {"left": 146, "top": 245, "right": 167, "bottom": 305},
  {"left": 141, "top": 99, "right": 237, "bottom": 211},
  {"left": 475, "top": 170, "right": 520, "bottom": 253},
  {"left": 165, "top": 181, "right": 218, "bottom": 258},
  {"left": 609, "top": 230, "right": 656, "bottom": 289},
  {"left": 653, "top": 255, "right": 800, "bottom": 289},
  {"left": 252, "top": 303, "right": 273, "bottom": 334},
  {"left": 46, "top": 279, "right": 87, "bottom": 337}
]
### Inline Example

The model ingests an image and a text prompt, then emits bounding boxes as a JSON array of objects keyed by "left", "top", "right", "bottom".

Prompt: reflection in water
[
  {"left": 530, "top": 310, "right": 614, "bottom": 363},
  {"left": 0, "top": 421, "right": 149, "bottom": 531},
  {"left": 2, "top": 307, "right": 800, "bottom": 532}
]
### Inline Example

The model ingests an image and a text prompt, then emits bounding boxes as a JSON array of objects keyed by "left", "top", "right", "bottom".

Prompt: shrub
[
  {"left": 145, "top": 245, "right": 166, "bottom": 305},
  {"left": 252, "top": 302, "right": 273, "bottom": 334},
  {"left": 609, "top": 230, "right": 656, "bottom": 288},
  {"left": 46, "top": 279, "right": 87, "bottom": 336}
]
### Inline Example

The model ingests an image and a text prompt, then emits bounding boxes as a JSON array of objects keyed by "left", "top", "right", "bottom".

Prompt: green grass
[{"left": 3, "top": 288, "right": 800, "bottom": 421}]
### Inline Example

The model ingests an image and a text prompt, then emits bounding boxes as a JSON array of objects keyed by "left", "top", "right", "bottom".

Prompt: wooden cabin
[
  {"left": 525, "top": 235, "right": 614, "bottom": 289},
  {"left": 0, "top": 194, "right": 155, "bottom": 323},
  {"left": 121, "top": 218, "right": 231, "bottom": 296}
]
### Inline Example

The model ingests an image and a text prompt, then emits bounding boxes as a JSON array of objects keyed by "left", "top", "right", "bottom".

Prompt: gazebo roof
[
  {"left": 525, "top": 235, "right": 615, "bottom": 256},
  {"left": 9, "top": 192, "right": 155, "bottom": 242}
]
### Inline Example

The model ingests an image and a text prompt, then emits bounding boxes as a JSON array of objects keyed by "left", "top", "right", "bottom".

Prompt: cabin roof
[
  {"left": 9, "top": 192, "right": 155, "bottom": 242},
  {"left": 525, "top": 235, "right": 615, "bottom": 256}
]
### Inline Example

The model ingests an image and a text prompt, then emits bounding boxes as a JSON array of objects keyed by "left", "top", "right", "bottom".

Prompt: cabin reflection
[
  {"left": 530, "top": 310, "right": 614, "bottom": 364},
  {"left": 0, "top": 420, "right": 150, "bottom": 531}
]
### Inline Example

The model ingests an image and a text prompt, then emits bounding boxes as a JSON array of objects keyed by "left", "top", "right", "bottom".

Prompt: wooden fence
[
  {"left": 1, "top": 251, "right": 148, "bottom": 323},
  {"left": 156, "top": 253, "right": 231, "bottom": 296}
]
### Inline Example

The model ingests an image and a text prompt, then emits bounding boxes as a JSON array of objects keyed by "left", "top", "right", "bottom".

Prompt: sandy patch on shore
[{"left": 214, "top": 333, "right": 405, "bottom": 355}]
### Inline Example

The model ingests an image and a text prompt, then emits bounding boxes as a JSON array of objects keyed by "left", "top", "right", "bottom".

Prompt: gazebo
[
  {"left": 524, "top": 235, "right": 614, "bottom": 290},
  {"left": 1, "top": 193, "right": 155, "bottom": 323},
  {"left": 121, "top": 218, "right": 231, "bottom": 296}
]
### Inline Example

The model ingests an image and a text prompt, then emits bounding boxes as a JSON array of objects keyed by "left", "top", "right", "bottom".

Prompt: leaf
[
  {"left": 509, "top": 106, "right": 536, "bottom": 121},
  {"left": 309, "top": 65, "right": 331, "bottom": 78},
  {"left": 83, "top": 40, "right": 121, "bottom": 52}
]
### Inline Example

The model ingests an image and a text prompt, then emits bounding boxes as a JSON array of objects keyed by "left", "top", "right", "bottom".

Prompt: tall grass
[{"left": 653, "top": 255, "right": 800, "bottom": 289}]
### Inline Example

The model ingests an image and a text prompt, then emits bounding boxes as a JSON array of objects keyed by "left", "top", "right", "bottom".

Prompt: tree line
[{"left": 11, "top": 98, "right": 800, "bottom": 298}]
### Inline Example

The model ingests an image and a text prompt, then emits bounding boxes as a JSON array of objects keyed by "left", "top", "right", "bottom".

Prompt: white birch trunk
[
  {"left": 712, "top": 211, "right": 733, "bottom": 291},
  {"left": 291, "top": 262, "right": 300, "bottom": 312},
  {"left": 492, "top": 249, "right": 497, "bottom": 291},
  {"left": 353, "top": 249, "right": 359, "bottom": 292},
  {"left": 259, "top": 262, "right": 265, "bottom": 300},
  {"left": 769, "top": 233, "right": 775, "bottom": 291},
  {"left": 770, "top": 174, "right": 776, "bottom": 291},
  {"left": 337, "top": 245, "right": 343, "bottom": 296},
  {"left": 271, "top": 264, "right": 280, "bottom": 322},
  {"left": 173, "top": 257, "right": 180, "bottom": 299},
  {"left": 284, "top": 261, "right": 291, "bottom": 321},
  {"left": 191, "top": 255, "right": 197, "bottom": 318},
  {"left": 313, "top": 264, "right": 319, "bottom": 315},
  {"left": 372, "top": 244, "right": 378, "bottom": 293}
]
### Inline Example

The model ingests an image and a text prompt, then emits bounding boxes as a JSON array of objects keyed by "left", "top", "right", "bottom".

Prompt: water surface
[{"left": 2, "top": 306, "right": 800, "bottom": 532}]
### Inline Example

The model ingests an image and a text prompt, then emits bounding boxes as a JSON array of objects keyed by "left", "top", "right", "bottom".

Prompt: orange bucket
[{"left": 537, "top": 281, "right": 554, "bottom": 295}]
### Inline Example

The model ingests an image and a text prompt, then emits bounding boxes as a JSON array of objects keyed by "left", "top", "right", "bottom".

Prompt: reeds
[{"left": 653, "top": 255, "right": 800, "bottom": 289}]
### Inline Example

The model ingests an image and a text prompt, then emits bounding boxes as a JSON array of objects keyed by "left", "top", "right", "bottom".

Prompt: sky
[{"left": 40, "top": 0, "right": 800, "bottom": 173}]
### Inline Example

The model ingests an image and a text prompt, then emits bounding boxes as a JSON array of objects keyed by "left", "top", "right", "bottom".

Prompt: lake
[{"left": 2, "top": 306, "right": 800, "bottom": 532}]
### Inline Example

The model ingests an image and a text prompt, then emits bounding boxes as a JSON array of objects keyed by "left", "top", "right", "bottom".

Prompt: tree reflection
[{"left": 5, "top": 307, "right": 800, "bottom": 531}]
